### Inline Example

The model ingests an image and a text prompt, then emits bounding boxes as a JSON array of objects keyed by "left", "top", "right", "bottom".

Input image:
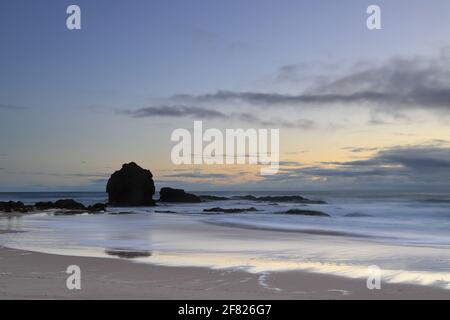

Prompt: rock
[
  {"left": 35, "top": 199, "right": 86, "bottom": 211},
  {"left": 53, "top": 210, "right": 86, "bottom": 216},
  {"left": 106, "top": 162, "right": 156, "bottom": 206},
  {"left": 105, "top": 249, "right": 152, "bottom": 259},
  {"left": 233, "top": 195, "right": 258, "bottom": 201},
  {"left": 199, "top": 195, "right": 231, "bottom": 201},
  {"left": 34, "top": 201, "right": 55, "bottom": 210},
  {"left": 281, "top": 209, "right": 330, "bottom": 217},
  {"left": 159, "top": 188, "right": 201, "bottom": 203},
  {"left": 108, "top": 211, "right": 135, "bottom": 215},
  {"left": 203, "top": 207, "right": 258, "bottom": 214},
  {"left": 87, "top": 203, "right": 107, "bottom": 213},
  {"left": 233, "top": 195, "right": 326, "bottom": 204},
  {"left": 0, "top": 201, "right": 29, "bottom": 213},
  {"left": 155, "top": 210, "right": 176, "bottom": 214},
  {"left": 55, "top": 199, "right": 86, "bottom": 210},
  {"left": 35, "top": 200, "right": 106, "bottom": 214}
]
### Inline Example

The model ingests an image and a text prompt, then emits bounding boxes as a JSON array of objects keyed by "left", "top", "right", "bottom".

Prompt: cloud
[
  {"left": 161, "top": 171, "right": 229, "bottom": 179},
  {"left": 121, "top": 105, "right": 315, "bottom": 129},
  {"left": 121, "top": 105, "right": 226, "bottom": 119},
  {"left": 341, "top": 147, "right": 379, "bottom": 153},
  {"left": 269, "top": 144, "right": 450, "bottom": 190},
  {"left": 174, "top": 90, "right": 399, "bottom": 106},
  {"left": 341, "top": 146, "right": 450, "bottom": 171},
  {"left": 278, "top": 161, "right": 303, "bottom": 167},
  {"left": 259, "top": 118, "right": 315, "bottom": 129},
  {"left": 11, "top": 171, "right": 108, "bottom": 178},
  {"left": 171, "top": 48, "right": 450, "bottom": 112},
  {"left": 0, "top": 104, "right": 27, "bottom": 111}
]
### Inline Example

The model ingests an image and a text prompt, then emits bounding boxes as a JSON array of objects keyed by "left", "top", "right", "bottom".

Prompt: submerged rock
[
  {"left": 87, "top": 203, "right": 107, "bottom": 213},
  {"left": 233, "top": 195, "right": 258, "bottom": 201},
  {"left": 203, "top": 207, "right": 258, "bottom": 214},
  {"left": 159, "top": 188, "right": 201, "bottom": 203},
  {"left": 108, "top": 211, "right": 136, "bottom": 215},
  {"left": 199, "top": 195, "right": 231, "bottom": 202},
  {"left": 106, "top": 162, "right": 156, "bottom": 206},
  {"left": 233, "top": 195, "right": 326, "bottom": 204},
  {"left": 281, "top": 209, "right": 330, "bottom": 217},
  {"left": 344, "top": 212, "right": 373, "bottom": 218},
  {"left": 105, "top": 249, "right": 152, "bottom": 259}
]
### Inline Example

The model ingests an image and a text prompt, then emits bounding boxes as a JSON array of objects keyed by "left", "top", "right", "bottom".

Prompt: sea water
[{"left": 1, "top": 190, "right": 450, "bottom": 289}]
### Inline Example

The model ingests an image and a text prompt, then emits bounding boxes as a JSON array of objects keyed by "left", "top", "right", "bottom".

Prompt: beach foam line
[{"left": 139, "top": 251, "right": 450, "bottom": 290}]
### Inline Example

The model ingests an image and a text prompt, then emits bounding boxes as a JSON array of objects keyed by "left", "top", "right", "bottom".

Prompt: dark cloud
[
  {"left": 272, "top": 145, "right": 450, "bottom": 190},
  {"left": 171, "top": 49, "right": 450, "bottom": 112},
  {"left": 121, "top": 105, "right": 226, "bottom": 119},
  {"left": 121, "top": 105, "right": 315, "bottom": 129},
  {"left": 174, "top": 90, "right": 400, "bottom": 106}
]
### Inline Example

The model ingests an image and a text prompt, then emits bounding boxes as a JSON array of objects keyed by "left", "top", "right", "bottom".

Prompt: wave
[{"left": 203, "top": 220, "right": 376, "bottom": 238}]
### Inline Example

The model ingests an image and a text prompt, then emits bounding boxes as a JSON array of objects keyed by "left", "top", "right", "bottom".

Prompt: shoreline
[{"left": 1, "top": 245, "right": 450, "bottom": 299}]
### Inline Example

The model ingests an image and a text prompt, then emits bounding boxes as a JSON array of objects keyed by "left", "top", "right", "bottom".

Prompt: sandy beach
[{"left": 1, "top": 243, "right": 450, "bottom": 300}]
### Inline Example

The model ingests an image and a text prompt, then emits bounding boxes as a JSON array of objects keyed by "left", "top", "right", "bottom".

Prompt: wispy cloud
[
  {"left": 0, "top": 103, "right": 27, "bottom": 111},
  {"left": 120, "top": 105, "right": 225, "bottom": 119},
  {"left": 341, "top": 147, "right": 379, "bottom": 153},
  {"left": 11, "top": 171, "right": 108, "bottom": 178},
  {"left": 161, "top": 171, "right": 229, "bottom": 179},
  {"left": 120, "top": 105, "right": 315, "bottom": 129}
]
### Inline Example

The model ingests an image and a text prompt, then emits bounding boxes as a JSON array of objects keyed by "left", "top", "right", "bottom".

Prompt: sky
[{"left": 1, "top": 0, "right": 450, "bottom": 191}]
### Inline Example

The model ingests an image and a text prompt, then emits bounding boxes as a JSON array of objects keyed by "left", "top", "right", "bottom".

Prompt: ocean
[{"left": 1, "top": 190, "right": 450, "bottom": 289}]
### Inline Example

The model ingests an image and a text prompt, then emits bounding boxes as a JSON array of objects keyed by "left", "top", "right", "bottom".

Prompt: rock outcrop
[
  {"left": 233, "top": 195, "right": 326, "bottom": 204},
  {"left": 34, "top": 199, "right": 106, "bottom": 214},
  {"left": 159, "top": 188, "right": 201, "bottom": 203},
  {"left": 281, "top": 209, "right": 330, "bottom": 217},
  {"left": 0, "top": 201, "right": 29, "bottom": 213},
  {"left": 106, "top": 162, "right": 156, "bottom": 206},
  {"left": 203, "top": 207, "right": 258, "bottom": 214},
  {"left": 35, "top": 199, "right": 86, "bottom": 211}
]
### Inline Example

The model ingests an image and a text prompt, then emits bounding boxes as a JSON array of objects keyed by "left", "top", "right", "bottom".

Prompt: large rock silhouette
[{"left": 106, "top": 162, "right": 156, "bottom": 206}]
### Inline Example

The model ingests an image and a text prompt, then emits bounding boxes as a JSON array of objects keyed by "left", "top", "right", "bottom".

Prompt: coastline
[{"left": 1, "top": 245, "right": 450, "bottom": 300}]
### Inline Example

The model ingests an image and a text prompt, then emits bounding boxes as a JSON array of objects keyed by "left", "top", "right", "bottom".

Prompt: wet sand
[{"left": 1, "top": 246, "right": 450, "bottom": 300}]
